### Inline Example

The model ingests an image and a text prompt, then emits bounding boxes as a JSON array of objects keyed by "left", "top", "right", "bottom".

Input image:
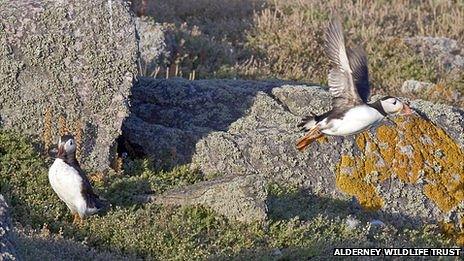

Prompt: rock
[
  {"left": 135, "top": 17, "right": 169, "bottom": 75},
  {"left": 125, "top": 78, "right": 464, "bottom": 229},
  {"left": 0, "top": 0, "right": 138, "bottom": 170},
  {"left": 0, "top": 195, "right": 19, "bottom": 260},
  {"left": 123, "top": 77, "right": 284, "bottom": 167},
  {"left": 369, "top": 219, "right": 385, "bottom": 227},
  {"left": 401, "top": 80, "right": 434, "bottom": 94},
  {"left": 346, "top": 216, "right": 361, "bottom": 230},
  {"left": 400, "top": 80, "right": 461, "bottom": 104},
  {"left": 404, "top": 36, "right": 464, "bottom": 70},
  {"left": 135, "top": 174, "right": 268, "bottom": 223},
  {"left": 271, "top": 248, "right": 282, "bottom": 257}
]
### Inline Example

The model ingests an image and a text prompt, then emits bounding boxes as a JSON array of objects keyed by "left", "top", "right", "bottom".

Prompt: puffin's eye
[
  {"left": 69, "top": 140, "right": 73, "bottom": 146},
  {"left": 393, "top": 100, "right": 397, "bottom": 105}
]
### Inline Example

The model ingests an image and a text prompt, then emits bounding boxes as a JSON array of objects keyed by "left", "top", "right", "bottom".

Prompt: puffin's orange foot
[
  {"left": 72, "top": 213, "right": 83, "bottom": 226},
  {"left": 296, "top": 127, "right": 323, "bottom": 151}
]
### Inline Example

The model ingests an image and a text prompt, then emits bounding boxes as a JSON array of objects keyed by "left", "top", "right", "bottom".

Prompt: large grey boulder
[
  {"left": 135, "top": 17, "right": 168, "bottom": 76},
  {"left": 125, "top": 78, "right": 464, "bottom": 228},
  {"left": 123, "top": 77, "right": 285, "bottom": 166},
  {"left": 404, "top": 36, "right": 464, "bottom": 71},
  {"left": 0, "top": 195, "right": 19, "bottom": 260},
  {"left": 0, "top": 0, "right": 138, "bottom": 170}
]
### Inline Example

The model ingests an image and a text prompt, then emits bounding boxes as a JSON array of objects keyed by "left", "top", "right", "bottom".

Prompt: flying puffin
[
  {"left": 48, "top": 135, "right": 106, "bottom": 224},
  {"left": 296, "top": 17, "right": 413, "bottom": 151}
]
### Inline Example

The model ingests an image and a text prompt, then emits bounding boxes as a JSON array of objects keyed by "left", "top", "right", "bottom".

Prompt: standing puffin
[
  {"left": 48, "top": 135, "right": 106, "bottom": 224},
  {"left": 296, "top": 17, "right": 413, "bottom": 151}
]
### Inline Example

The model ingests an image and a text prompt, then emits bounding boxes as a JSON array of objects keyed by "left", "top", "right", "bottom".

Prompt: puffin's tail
[
  {"left": 296, "top": 126, "right": 323, "bottom": 151},
  {"left": 87, "top": 195, "right": 109, "bottom": 215},
  {"left": 297, "top": 116, "right": 317, "bottom": 131}
]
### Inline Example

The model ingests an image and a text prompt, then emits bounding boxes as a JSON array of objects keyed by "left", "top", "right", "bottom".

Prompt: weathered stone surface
[
  {"left": 401, "top": 79, "right": 461, "bottom": 104},
  {"left": 135, "top": 17, "right": 168, "bottom": 75},
  {"left": 404, "top": 36, "right": 464, "bottom": 70},
  {"left": 0, "top": 0, "right": 138, "bottom": 170},
  {"left": 125, "top": 78, "right": 464, "bottom": 228},
  {"left": 0, "top": 195, "right": 19, "bottom": 261},
  {"left": 137, "top": 174, "right": 267, "bottom": 223},
  {"left": 401, "top": 80, "right": 434, "bottom": 94},
  {"left": 123, "top": 77, "right": 285, "bottom": 166}
]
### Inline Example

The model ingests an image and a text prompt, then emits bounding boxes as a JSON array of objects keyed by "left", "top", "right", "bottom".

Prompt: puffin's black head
[{"left": 57, "top": 134, "right": 77, "bottom": 158}]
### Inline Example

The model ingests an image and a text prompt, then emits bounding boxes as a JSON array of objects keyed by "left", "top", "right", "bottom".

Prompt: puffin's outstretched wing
[
  {"left": 324, "top": 17, "right": 370, "bottom": 107},
  {"left": 347, "top": 46, "right": 370, "bottom": 102}
]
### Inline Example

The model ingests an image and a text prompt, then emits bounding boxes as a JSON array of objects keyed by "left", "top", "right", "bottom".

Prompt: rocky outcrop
[
  {"left": 404, "top": 36, "right": 464, "bottom": 71},
  {"left": 0, "top": 195, "right": 19, "bottom": 260},
  {"left": 125, "top": 78, "right": 464, "bottom": 227},
  {"left": 136, "top": 175, "right": 267, "bottom": 223},
  {"left": 0, "top": 0, "right": 138, "bottom": 170},
  {"left": 122, "top": 77, "right": 285, "bottom": 166},
  {"left": 135, "top": 17, "right": 168, "bottom": 76},
  {"left": 401, "top": 80, "right": 434, "bottom": 94}
]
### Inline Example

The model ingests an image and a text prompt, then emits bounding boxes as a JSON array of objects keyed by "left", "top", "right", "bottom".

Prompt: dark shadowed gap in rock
[
  {"left": 116, "top": 135, "right": 141, "bottom": 158},
  {"left": 121, "top": 77, "right": 293, "bottom": 170}
]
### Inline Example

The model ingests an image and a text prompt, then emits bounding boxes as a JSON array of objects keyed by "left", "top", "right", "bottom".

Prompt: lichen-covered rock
[
  {"left": 0, "top": 195, "right": 19, "bottom": 260},
  {"left": 401, "top": 80, "right": 461, "bottom": 104},
  {"left": 123, "top": 77, "right": 284, "bottom": 166},
  {"left": 135, "top": 17, "right": 168, "bottom": 75},
  {"left": 136, "top": 175, "right": 268, "bottom": 223},
  {"left": 125, "top": 78, "right": 464, "bottom": 230},
  {"left": 0, "top": 0, "right": 138, "bottom": 170},
  {"left": 401, "top": 80, "right": 434, "bottom": 94},
  {"left": 404, "top": 36, "right": 464, "bottom": 70}
]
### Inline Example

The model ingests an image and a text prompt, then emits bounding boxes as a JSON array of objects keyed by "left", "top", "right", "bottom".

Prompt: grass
[
  {"left": 131, "top": 0, "right": 463, "bottom": 107},
  {"left": 0, "top": 129, "right": 455, "bottom": 259}
]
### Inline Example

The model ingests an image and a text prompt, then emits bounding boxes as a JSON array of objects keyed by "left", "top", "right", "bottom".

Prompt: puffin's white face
[
  {"left": 63, "top": 138, "right": 76, "bottom": 153},
  {"left": 380, "top": 97, "right": 413, "bottom": 115},
  {"left": 58, "top": 135, "right": 76, "bottom": 156}
]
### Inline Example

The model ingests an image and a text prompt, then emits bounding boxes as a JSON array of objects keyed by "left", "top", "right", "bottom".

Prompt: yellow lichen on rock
[
  {"left": 316, "top": 135, "right": 328, "bottom": 144},
  {"left": 336, "top": 116, "right": 464, "bottom": 213},
  {"left": 336, "top": 151, "right": 384, "bottom": 211}
]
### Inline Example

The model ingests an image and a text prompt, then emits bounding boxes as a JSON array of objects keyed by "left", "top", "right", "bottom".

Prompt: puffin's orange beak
[
  {"left": 400, "top": 103, "right": 414, "bottom": 116},
  {"left": 57, "top": 144, "right": 65, "bottom": 157}
]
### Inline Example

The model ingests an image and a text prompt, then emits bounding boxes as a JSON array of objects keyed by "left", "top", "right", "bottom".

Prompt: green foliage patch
[{"left": 0, "top": 130, "right": 454, "bottom": 259}]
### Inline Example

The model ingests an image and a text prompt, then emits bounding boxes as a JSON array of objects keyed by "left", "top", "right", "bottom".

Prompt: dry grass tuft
[
  {"left": 132, "top": 0, "right": 463, "bottom": 106},
  {"left": 57, "top": 114, "right": 68, "bottom": 137},
  {"left": 42, "top": 107, "right": 53, "bottom": 151}
]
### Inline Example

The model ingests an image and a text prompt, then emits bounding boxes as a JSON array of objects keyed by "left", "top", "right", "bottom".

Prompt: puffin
[
  {"left": 296, "top": 17, "right": 413, "bottom": 151},
  {"left": 48, "top": 135, "right": 106, "bottom": 224}
]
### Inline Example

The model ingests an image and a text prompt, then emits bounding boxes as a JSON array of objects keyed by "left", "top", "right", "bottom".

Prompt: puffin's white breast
[
  {"left": 48, "top": 159, "right": 86, "bottom": 214},
  {"left": 320, "top": 105, "right": 384, "bottom": 136}
]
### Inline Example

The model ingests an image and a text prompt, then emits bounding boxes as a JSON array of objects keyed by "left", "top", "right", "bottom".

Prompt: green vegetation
[
  {"left": 131, "top": 0, "right": 463, "bottom": 106},
  {"left": 0, "top": 130, "right": 454, "bottom": 259}
]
